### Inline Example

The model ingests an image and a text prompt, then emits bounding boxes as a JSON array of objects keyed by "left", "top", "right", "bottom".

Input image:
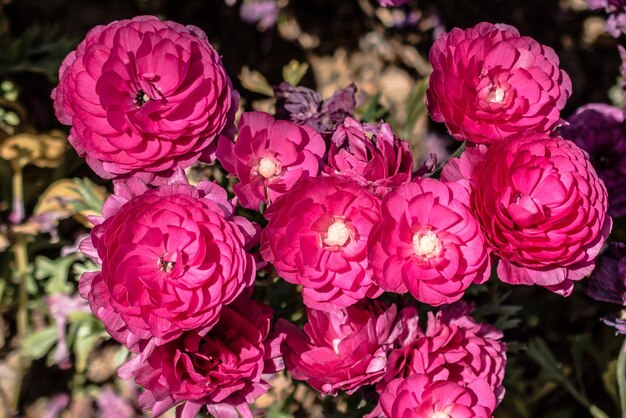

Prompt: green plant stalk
[
  {"left": 10, "top": 165, "right": 30, "bottom": 415},
  {"left": 617, "top": 336, "right": 626, "bottom": 418},
  {"left": 13, "top": 239, "right": 28, "bottom": 339}
]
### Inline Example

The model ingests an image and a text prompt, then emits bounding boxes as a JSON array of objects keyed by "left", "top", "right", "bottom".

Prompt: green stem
[
  {"left": 13, "top": 239, "right": 28, "bottom": 339},
  {"left": 618, "top": 336, "right": 626, "bottom": 418}
]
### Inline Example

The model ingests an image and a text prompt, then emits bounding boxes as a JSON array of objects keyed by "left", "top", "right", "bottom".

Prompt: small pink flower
[
  {"left": 216, "top": 111, "right": 325, "bottom": 210},
  {"left": 379, "top": 375, "right": 496, "bottom": 418},
  {"left": 427, "top": 22, "right": 571, "bottom": 144},
  {"left": 326, "top": 117, "right": 413, "bottom": 196},
  {"left": 47, "top": 294, "right": 91, "bottom": 369},
  {"left": 52, "top": 16, "right": 237, "bottom": 179},
  {"left": 79, "top": 174, "right": 258, "bottom": 350},
  {"left": 383, "top": 303, "right": 507, "bottom": 404},
  {"left": 459, "top": 133, "right": 612, "bottom": 296},
  {"left": 118, "top": 298, "right": 283, "bottom": 418},
  {"left": 368, "top": 178, "right": 490, "bottom": 305},
  {"left": 261, "top": 176, "right": 382, "bottom": 310},
  {"left": 276, "top": 301, "right": 414, "bottom": 396}
]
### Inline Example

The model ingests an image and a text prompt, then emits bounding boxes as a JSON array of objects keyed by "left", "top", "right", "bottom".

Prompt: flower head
[
  {"left": 274, "top": 83, "right": 357, "bottom": 135},
  {"left": 586, "top": 243, "right": 626, "bottom": 305},
  {"left": 277, "top": 301, "right": 415, "bottom": 396},
  {"left": 427, "top": 22, "right": 571, "bottom": 144},
  {"left": 118, "top": 298, "right": 283, "bottom": 418},
  {"left": 465, "top": 133, "right": 611, "bottom": 296},
  {"left": 326, "top": 117, "right": 414, "bottom": 196},
  {"left": 261, "top": 176, "right": 382, "bottom": 310},
  {"left": 383, "top": 303, "right": 507, "bottom": 404},
  {"left": 52, "top": 16, "right": 237, "bottom": 179},
  {"left": 79, "top": 175, "right": 258, "bottom": 349},
  {"left": 379, "top": 375, "right": 496, "bottom": 418},
  {"left": 368, "top": 178, "right": 491, "bottom": 305},
  {"left": 561, "top": 103, "right": 626, "bottom": 218},
  {"left": 216, "top": 111, "right": 325, "bottom": 210}
]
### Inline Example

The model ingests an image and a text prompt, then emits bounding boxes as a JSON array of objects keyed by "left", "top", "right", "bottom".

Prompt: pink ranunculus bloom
[
  {"left": 326, "top": 117, "right": 414, "bottom": 196},
  {"left": 52, "top": 15, "right": 237, "bottom": 179},
  {"left": 261, "top": 176, "right": 383, "bottom": 310},
  {"left": 379, "top": 375, "right": 496, "bottom": 418},
  {"left": 427, "top": 22, "right": 572, "bottom": 144},
  {"left": 368, "top": 178, "right": 491, "bottom": 306},
  {"left": 216, "top": 111, "right": 325, "bottom": 210},
  {"left": 276, "top": 301, "right": 415, "bottom": 396},
  {"left": 383, "top": 303, "right": 507, "bottom": 404},
  {"left": 118, "top": 298, "right": 283, "bottom": 418},
  {"left": 464, "top": 133, "right": 611, "bottom": 296},
  {"left": 79, "top": 175, "right": 258, "bottom": 350}
]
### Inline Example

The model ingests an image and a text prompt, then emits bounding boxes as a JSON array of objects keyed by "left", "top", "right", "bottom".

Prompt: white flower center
[
  {"left": 412, "top": 229, "right": 442, "bottom": 258},
  {"left": 258, "top": 157, "right": 278, "bottom": 178},
  {"left": 490, "top": 86, "right": 505, "bottom": 103},
  {"left": 431, "top": 413, "right": 451, "bottom": 418},
  {"left": 332, "top": 338, "right": 342, "bottom": 355},
  {"left": 324, "top": 220, "right": 350, "bottom": 247}
]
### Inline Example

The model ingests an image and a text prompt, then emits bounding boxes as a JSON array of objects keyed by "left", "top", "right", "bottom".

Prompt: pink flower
[
  {"left": 46, "top": 294, "right": 91, "bottom": 369},
  {"left": 52, "top": 16, "right": 237, "bottom": 179},
  {"left": 216, "top": 111, "right": 325, "bottom": 210},
  {"left": 368, "top": 178, "right": 490, "bottom": 306},
  {"left": 118, "top": 298, "right": 283, "bottom": 418},
  {"left": 276, "top": 301, "right": 415, "bottom": 396},
  {"left": 379, "top": 375, "right": 496, "bottom": 418},
  {"left": 326, "top": 117, "right": 414, "bottom": 196},
  {"left": 462, "top": 133, "right": 611, "bottom": 296},
  {"left": 260, "top": 176, "right": 382, "bottom": 310},
  {"left": 79, "top": 174, "right": 258, "bottom": 350},
  {"left": 383, "top": 303, "right": 507, "bottom": 404},
  {"left": 427, "top": 22, "right": 571, "bottom": 144}
]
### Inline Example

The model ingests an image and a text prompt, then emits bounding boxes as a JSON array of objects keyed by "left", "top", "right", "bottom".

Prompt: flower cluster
[
  {"left": 54, "top": 13, "right": 609, "bottom": 418},
  {"left": 278, "top": 301, "right": 505, "bottom": 417},
  {"left": 431, "top": 22, "right": 611, "bottom": 297}
]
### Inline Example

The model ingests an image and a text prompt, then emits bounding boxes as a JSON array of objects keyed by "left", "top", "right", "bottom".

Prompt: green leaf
[
  {"left": 282, "top": 60, "right": 309, "bottom": 86},
  {"left": 240, "top": 66, "right": 274, "bottom": 97},
  {"left": 72, "top": 319, "right": 106, "bottom": 373},
  {"left": 112, "top": 346, "right": 130, "bottom": 370},
  {"left": 21, "top": 326, "right": 57, "bottom": 360},
  {"left": 603, "top": 360, "right": 619, "bottom": 407},
  {"left": 356, "top": 92, "right": 389, "bottom": 123},
  {"left": 402, "top": 77, "right": 429, "bottom": 139},
  {"left": 527, "top": 338, "right": 610, "bottom": 418},
  {"left": 34, "top": 254, "right": 77, "bottom": 295}
]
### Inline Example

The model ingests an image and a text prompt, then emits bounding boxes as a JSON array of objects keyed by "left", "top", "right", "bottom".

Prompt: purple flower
[
  {"left": 46, "top": 294, "right": 91, "bottom": 369},
  {"left": 586, "top": 243, "right": 626, "bottom": 334},
  {"left": 240, "top": 0, "right": 279, "bottom": 29},
  {"left": 274, "top": 83, "right": 357, "bottom": 135},
  {"left": 586, "top": 243, "right": 626, "bottom": 305},
  {"left": 96, "top": 387, "right": 136, "bottom": 418},
  {"left": 561, "top": 103, "right": 626, "bottom": 218},
  {"left": 588, "top": 0, "right": 626, "bottom": 37}
]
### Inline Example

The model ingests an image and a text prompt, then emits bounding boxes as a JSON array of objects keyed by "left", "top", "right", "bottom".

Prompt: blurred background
[{"left": 0, "top": 0, "right": 624, "bottom": 417}]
